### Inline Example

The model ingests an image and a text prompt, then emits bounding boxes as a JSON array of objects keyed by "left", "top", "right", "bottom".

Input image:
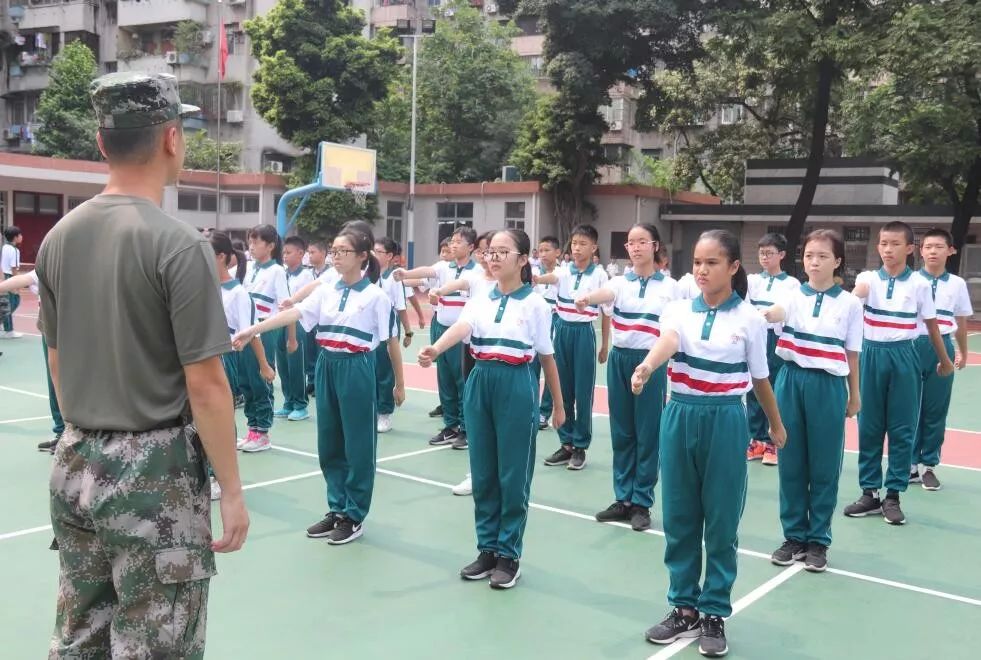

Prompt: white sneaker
[
  {"left": 377, "top": 414, "right": 393, "bottom": 433},
  {"left": 452, "top": 473, "right": 472, "bottom": 496},
  {"left": 0, "top": 330, "right": 21, "bottom": 339},
  {"left": 241, "top": 431, "right": 271, "bottom": 453},
  {"left": 210, "top": 477, "right": 222, "bottom": 501},
  {"left": 236, "top": 430, "right": 254, "bottom": 450}
]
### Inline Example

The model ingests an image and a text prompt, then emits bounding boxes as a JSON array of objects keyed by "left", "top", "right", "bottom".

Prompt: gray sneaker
[
  {"left": 699, "top": 615, "right": 728, "bottom": 657},
  {"left": 770, "top": 539, "right": 807, "bottom": 566},
  {"left": 843, "top": 491, "right": 882, "bottom": 517},
  {"left": 645, "top": 608, "right": 700, "bottom": 644},
  {"left": 451, "top": 432, "right": 468, "bottom": 450},
  {"left": 921, "top": 468, "right": 941, "bottom": 491},
  {"left": 804, "top": 542, "right": 828, "bottom": 573},
  {"left": 567, "top": 447, "right": 587, "bottom": 470},
  {"left": 882, "top": 497, "right": 906, "bottom": 525}
]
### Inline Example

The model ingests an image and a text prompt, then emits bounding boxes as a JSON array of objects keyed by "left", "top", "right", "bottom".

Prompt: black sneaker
[
  {"left": 460, "top": 551, "right": 497, "bottom": 580},
  {"left": 429, "top": 427, "right": 460, "bottom": 446},
  {"left": 595, "top": 501, "right": 631, "bottom": 523},
  {"left": 489, "top": 557, "right": 520, "bottom": 589},
  {"left": 909, "top": 467, "right": 922, "bottom": 484},
  {"left": 306, "top": 383, "right": 316, "bottom": 397},
  {"left": 882, "top": 496, "right": 906, "bottom": 525},
  {"left": 538, "top": 415, "right": 549, "bottom": 431},
  {"left": 699, "top": 615, "right": 728, "bottom": 657},
  {"left": 843, "top": 491, "right": 882, "bottom": 517},
  {"left": 567, "top": 447, "right": 587, "bottom": 471},
  {"left": 921, "top": 468, "right": 941, "bottom": 491},
  {"left": 804, "top": 542, "right": 828, "bottom": 573},
  {"left": 326, "top": 517, "right": 364, "bottom": 545},
  {"left": 234, "top": 394, "right": 245, "bottom": 409},
  {"left": 428, "top": 405, "right": 443, "bottom": 418},
  {"left": 645, "top": 607, "right": 701, "bottom": 644},
  {"left": 306, "top": 512, "right": 340, "bottom": 538},
  {"left": 770, "top": 539, "right": 807, "bottom": 566},
  {"left": 451, "top": 432, "right": 468, "bottom": 450},
  {"left": 630, "top": 506, "right": 651, "bottom": 531},
  {"left": 544, "top": 445, "right": 573, "bottom": 466},
  {"left": 37, "top": 435, "right": 60, "bottom": 453}
]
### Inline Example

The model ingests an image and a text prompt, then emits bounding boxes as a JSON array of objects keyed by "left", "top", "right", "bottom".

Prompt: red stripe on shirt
[
  {"left": 439, "top": 298, "right": 467, "bottom": 307},
  {"left": 612, "top": 319, "right": 660, "bottom": 336},
  {"left": 555, "top": 304, "right": 598, "bottom": 318},
  {"left": 864, "top": 317, "right": 917, "bottom": 330},
  {"left": 668, "top": 368, "right": 748, "bottom": 393},
  {"left": 469, "top": 349, "right": 531, "bottom": 365},
  {"left": 937, "top": 319, "right": 954, "bottom": 327},
  {"left": 254, "top": 303, "right": 272, "bottom": 314},
  {"left": 317, "top": 338, "right": 370, "bottom": 353},
  {"left": 776, "top": 338, "right": 846, "bottom": 362}
]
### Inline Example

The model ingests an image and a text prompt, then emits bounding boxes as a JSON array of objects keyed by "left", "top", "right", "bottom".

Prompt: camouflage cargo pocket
[{"left": 154, "top": 546, "right": 216, "bottom": 657}]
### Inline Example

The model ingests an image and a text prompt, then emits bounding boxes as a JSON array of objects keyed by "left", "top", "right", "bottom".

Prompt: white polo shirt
[
  {"left": 286, "top": 265, "right": 315, "bottom": 297},
  {"left": 661, "top": 293, "right": 769, "bottom": 397},
  {"left": 296, "top": 276, "right": 391, "bottom": 353},
  {"left": 434, "top": 259, "right": 480, "bottom": 326},
  {"left": 317, "top": 267, "right": 339, "bottom": 286},
  {"left": 856, "top": 267, "right": 936, "bottom": 342},
  {"left": 554, "top": 263, "right": 609, "bottom": 323},
  {"left": 676, "top": 273, "right": 700, "bottom": 300},
  {"left": 379, "top": 267, "right": 408, "bottom": 335},
  {"left": 914, "top": 269, "right": 973, "bottom": 336},
  {"left": 463, "top": 271, "right": 497, "bottom": 303},
  {"left": 532, "top": 263, "right": 558, "bottom": 308},
  {"left": 244, "top": 259, "right": 290, "bottom": 321},
  {"left": 459, "top": 283, "right": 554, "bottom": 365},
  {"left": 748, "top": 271, "right": 801, "bottom": 332},
  {"left": 221, "top": 279, "right": 255, "bottom": 339},
  {"left": 1, "top": 242, "right": 19, "bottom": 275},
  {"left": 606, "top": 271, "right": 678, "bottom": 350},
  {"left": 775, "top": 284, "right": 863, "bottom": 376}
]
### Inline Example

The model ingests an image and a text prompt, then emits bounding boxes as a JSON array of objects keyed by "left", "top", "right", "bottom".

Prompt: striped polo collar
[
  {"left": 334, "top": 276, "right": 371, "bottom": 292},
  {"left": 800, "top": 283, "right": 842, "bottom": 298},
  {"left": 489, "top": 283, "right": 532, "bottom": 300},
  {"left": 221, "top": 279, "right": 240, "bottom": 290},
  {"left": 877, "top": 266, "right": 912, "bottom": 281},
  {"left": 918, "top": 268, "right": 949, "bottom": 282},
  {"left": 692, "top": 291, "right": 742, "bottom": 313},
  {"left": 570, "top": 262, "right": 596, "bottom": 276},
  {"left": 625, "top": 269, "right": 664, "bottom": 282}
]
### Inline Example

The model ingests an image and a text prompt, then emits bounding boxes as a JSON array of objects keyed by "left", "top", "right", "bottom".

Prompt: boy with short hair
[
  {"left": 534, "top": 236, "right": 561, "bottom": 429},
  {"left": 1, "top": 226, "right": 23, "bottom": 339},
  {"left": 536, "top": 224, "right": 611, "bottom": 470},
  {"left": 845, "top": 222, "right": 954, "bottom": 525},
  {"left": 911, "top": 228, "right": 972, "bottom": 491},
  {"left": 746, "top": 233, "right": 800, "bottom": 465},
  {"left": 276, "top": 236, "right": 313, "bottom": 421}
]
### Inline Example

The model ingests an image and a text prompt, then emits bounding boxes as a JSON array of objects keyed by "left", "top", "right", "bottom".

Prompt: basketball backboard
[{"left": 319, "top": 142, "right": 378, "bottom": 194}]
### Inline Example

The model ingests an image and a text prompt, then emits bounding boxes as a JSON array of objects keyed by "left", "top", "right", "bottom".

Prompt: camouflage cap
[{"left": 90, "top": 72, "right": 200, "bottom": 130}]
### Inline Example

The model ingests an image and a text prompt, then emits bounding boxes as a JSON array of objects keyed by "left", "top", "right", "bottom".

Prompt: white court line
[
  {"left": 0, "top": 415, "right": 51, "bottom": 425},
  {"left": 0, "top": 525, "right": 54, "bottom": 542},
  {"left": 0, "top": 385, "right": 48, "bottom": 400},
  {"left": 272, "top": 444, "right": 451, "bottom": 464},
  {"left": 646, "top": 564, "right": 806, "bottom": 659}
]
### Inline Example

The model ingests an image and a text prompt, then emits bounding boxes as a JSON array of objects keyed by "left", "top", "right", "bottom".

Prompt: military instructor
[{"left": 36, "top": 72, "right": 249, "bottom": 658}]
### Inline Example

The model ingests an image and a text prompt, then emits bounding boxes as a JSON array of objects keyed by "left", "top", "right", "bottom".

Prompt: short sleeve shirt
[
  {"left": 775, "top": 284, "right": 864, "bottom": 376},
  {"left": 296, "top": 277, "right": 391, "bottom": 353},
  {"left": 554, "top": 263, "right": 610, "bottom": 323},
  {"left": 913, "top": 270, "right": 973, "bottom": 335},
  {"left": 244, "top": 259, "right": 290, "bottom": 321},
  {"left": 35, "top": 194, "right": 230, "bottom": 431},
  {"left": 459, "top": 284, "right": 554, "bottom": 364},
  {"left": 221, "top": 280, "right": 255, "bottom": 339},
  {"left": 676, "top": 273, "right": 701, "bottom": 300},
  {"left": 747, "top": 271, "right": 801, "bottom": 332},
  {"left": 856, "top": 267, "right": 936, "bottom": 342},
  {"left": 434, "top": 259, "right": 480, "bottom": 326},
  {"left": 287, "top": 266, "right": 315, "bottom": 297},
  {"left": 607, "top": 271, "right": 678, "bottom": 350},
  {"left": 1, "top": 243, "right": 19, "bottom": 275}
]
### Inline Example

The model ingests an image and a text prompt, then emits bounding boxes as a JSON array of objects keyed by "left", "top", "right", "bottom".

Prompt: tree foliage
[
  {"left": 182, "top": 131, "right": 241, "bottom": 173},
  {"left": 34, "top": 40, "right": 101, "bottom": 161}
]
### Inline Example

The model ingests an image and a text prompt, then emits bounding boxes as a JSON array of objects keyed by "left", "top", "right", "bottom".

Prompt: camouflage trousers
[{"left": 49, "top": 424, "right": 216, "bottom": 659}]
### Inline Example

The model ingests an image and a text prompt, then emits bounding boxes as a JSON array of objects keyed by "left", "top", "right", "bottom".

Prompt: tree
[
  {"left": 371, "top": 2, "right": 536, "bottom": 184},
  {"left": 182, "top": 131, "right": 241, "bottom": 173},
  {"left": 245, "top": 0, "right": 401, "bottom": 235},
  {"left": 843, "top": 0, "right": 981, "bottom": 273},
  {"left": 34, "top": 40, "right": 100, "bottom": 161}
]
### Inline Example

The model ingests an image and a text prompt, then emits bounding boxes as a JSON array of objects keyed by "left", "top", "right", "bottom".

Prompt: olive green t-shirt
[{"left": 36, "top": 194, "right": 231, "bottom": 431}]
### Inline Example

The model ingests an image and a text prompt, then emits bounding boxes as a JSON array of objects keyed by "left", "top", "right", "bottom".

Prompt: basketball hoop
[{"left": 345, "top": 181, "right": 372, "bottom": 209}]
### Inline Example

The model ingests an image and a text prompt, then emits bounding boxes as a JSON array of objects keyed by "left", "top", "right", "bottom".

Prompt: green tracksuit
[
  {"left": 536, "top": 315, "right": 558, "bottom": 420},
  {"left": 304, "top": 328, "right": 319, "bottom": 391},
  {"left": 608, "top": 347, "right": 665, "bottom": 509},
  {"left": 858, "top": 340, "right": 921, "bottom": 492},
  {"left": 275, "top": 322, "right": 308, "bottom": 412},
  {"left": 464, "top": 361, "right": 538, "bottom": 559},
  {"left": 316, "top": 350, "right": 378, "bottom": 523},
  {"left": 914, "top": 334, "right": 955, "bottom": 467},
  {"left": 221, "top": 352, "right": 239, "bottom": 399},
  {"left": 242, "top": 335, "right": 275, "bottom": 432},
  {"left": 746, "top": 329, "right": 782, "bottom": 444},
  {"left": 660, "top": 393, "right": 747, "bottom": 618},
  {"left": 42, "top": 336, "right": 65, "bottom": 435},
  {"left": 375, "top": 311, "right": 399, "bottom": 416},
  {"left": 433, "top": 319, "right": 466, "bottom": 432},
  {"left": 776, "top": 362, "right": 848, "bottom": 547},
  {"left": 553, "top": 318, "right": 596, "bottom": 448}
]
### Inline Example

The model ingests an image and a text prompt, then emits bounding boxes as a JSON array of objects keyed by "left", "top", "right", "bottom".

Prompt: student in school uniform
[
  {"left": 533, "top": 236, "right": 560, "bottom": 430},
  {"left": 211, "top": 232, "right": 275, "bottom": 498},
  {"left": 1, "top": 226, "right": 23, "bottom": 339},
  {"left": 374, "top": 237, "right": 414, "bottom": 434},
  {"left": 845, "top": 221, "right": 953, "bottom": 525},
  {"left": 746, "top": 233, "right": 801, "bottom": 466},
  {"left": 675, "top": 272, "right": 701, "bottom": 300},
  {"left": 418, "top": 229, "right": 565, "bottom": 589},
  {"left": 911, "top": 228, "right": 973, "bottom": 491},
  {"left": 239, "top": 224, "right": 291, "bottom": 452},
  {"left": 534, "top": 224, "right": 611, "bottom": 471},
  {"left": 275, "top": 236, "right": 313, "bottom": 422},
  {"left": 761, "top": 230, "right": 863, "bottom": 572},
  {"left": 234, "top": 228, "right": 405, "bottom": 545},
  {"left": 633, "top": 229, "right": 785, "bottom": 658},
  {"left": 394, "top": 227, "right": 479, "bottom": 448},
  {"left": 305, "top": 240, "right": 331, "bottom": 396},
  {"left": 575, "top": 224, "right": 678, "bottom": 532}
]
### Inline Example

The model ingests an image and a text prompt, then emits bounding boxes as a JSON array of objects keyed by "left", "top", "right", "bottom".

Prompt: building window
[
  {"left": 14, "top": 192, "right": 35, "bottom": 213},
  {"left": 200, "top": 194, "right": 217, "bottom": 213},
  {"left": 225, "top": 26, "right": 245, "bottom": 55},
  {"left": 524, "top": 55, "right": 545, "bottom": 77},
  {"left": 67, "top": 197, "right": 89, "bottom": 211},
  {"left": 227, "top": 194, "right": 260, "bottom": 213},
  {"left": 611, "top": 232, "right": 629, "bottom": 260},
  {"left": 505, "top": 220, "right": 525, "bottom": 231},
  {"left": 599, "top": 98, "right": 625, "bottom": 131},
  {"left": 504, "top": 202, "right": 525, "bottom": 219},
  {"left": 843, "top": 227, "right": 870, "bottom": 242},
  {"left": 720, "top": 104, "right": 745, "bottom": 125},
  {"left": 178, "top": 192, "right": 199, "bottom": 211},
  {"left": 641, "top": 148, "right": 662, "bottom": 160},
  {"left": 38, "top": 194, "right": 60, "bottom": 215},
  {"left": 437, "top": 202, "right": 474, "bottom": 244},
  {"left": 386, "top": 201, "right": 404, "bottom": 243}
]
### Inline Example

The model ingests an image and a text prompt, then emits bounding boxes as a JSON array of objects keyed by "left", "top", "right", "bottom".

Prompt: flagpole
[{"left": 215, "top": 0, "right": 223, "bottom": 230}]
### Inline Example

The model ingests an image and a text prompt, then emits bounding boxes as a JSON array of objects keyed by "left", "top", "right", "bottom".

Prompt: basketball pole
[{"left": 406, "top": 33, "right": 419, "bottom": 269}]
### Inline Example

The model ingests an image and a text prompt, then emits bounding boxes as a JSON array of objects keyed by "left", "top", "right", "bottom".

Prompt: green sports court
[{"left": 2, "top": 309, "right": 980, "bottom": 659}]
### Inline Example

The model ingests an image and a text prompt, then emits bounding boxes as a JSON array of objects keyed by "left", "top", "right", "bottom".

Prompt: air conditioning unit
[
  {"left": 444, "top": 8, "right": 455, "bottom": 17},
  {"left": 609, "top": 120, "right": 623, "bottom": 131},
  {"left": 164, "top": 51, "right": 178, "bottom": 64},
  {"left": 267, "top": 160, "right": 284, "bottom": 173},
  {"left": 486, "top": 2, "right": 498, "bottom": 13},
  {"left": 201, "top": 30, "right": 214, "bottom": 45},
  {"left": 226, "top": 110, "right": 244, "bottom": 123},
  {"left": 229, "top": 0, "right": 246, "bottom": 5}
]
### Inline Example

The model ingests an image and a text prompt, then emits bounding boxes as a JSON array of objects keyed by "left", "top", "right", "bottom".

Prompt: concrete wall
[{"left": 744, "top": 161, "right": 899, "bottom": 205}]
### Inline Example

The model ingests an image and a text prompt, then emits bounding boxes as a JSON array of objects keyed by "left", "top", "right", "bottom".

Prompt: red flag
[{"left": 218, "top": 23, "right": 228, "bottom": 79}]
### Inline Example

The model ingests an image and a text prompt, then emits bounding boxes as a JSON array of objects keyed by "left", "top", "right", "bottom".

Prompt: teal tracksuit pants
[
  {"left": 242, "top": 332, "right": 277, "bottom": 432},
  {"left": 660, "top": 393, "right": 748, "bottom": 618},
  {"left": 42, "top": 336, "right": 65, "bottom": 435},
  {"left": 304, "top": 328, "right": 319, "bottom": 390},
  {"left": 316, "top": 350, "right": 378, "bottom": 523},
  {"left": 914, "top": 334, "right": 955, "bottom": 467},
  {"left": 746, "top": 329, "right": 782, "bottom": 444},
  {"left": 608, "top": 347, "right": 666, "bottom": 509},
  {"left": 776, "top": 362, "right": 848, "bottom": 547},
  {"left": 536, "top": 315, "right": 557, "bottom": 419},
  {"left": 275, "top": 322, "right": 308, "bottom": 412},
  {"left": 433, "top": 319, "right": 466, "bottom": 432},
  {"left": 376, "top": 314, "right": 399, "bottom": 416},
  {"left": 221, "top": 352, "right": 240, "bottom": 399},
  {"left": 1, "top": 273, "right": 17, "bottom": 332},
  {"left": 464, "top": 360, "right": 539, "bottom": 559},
  {"left": 554, "top": 318, "right": 596, "bottom": 448},
  {"left": 858, "top": 340, "right": 921, "bottom": 493}
]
